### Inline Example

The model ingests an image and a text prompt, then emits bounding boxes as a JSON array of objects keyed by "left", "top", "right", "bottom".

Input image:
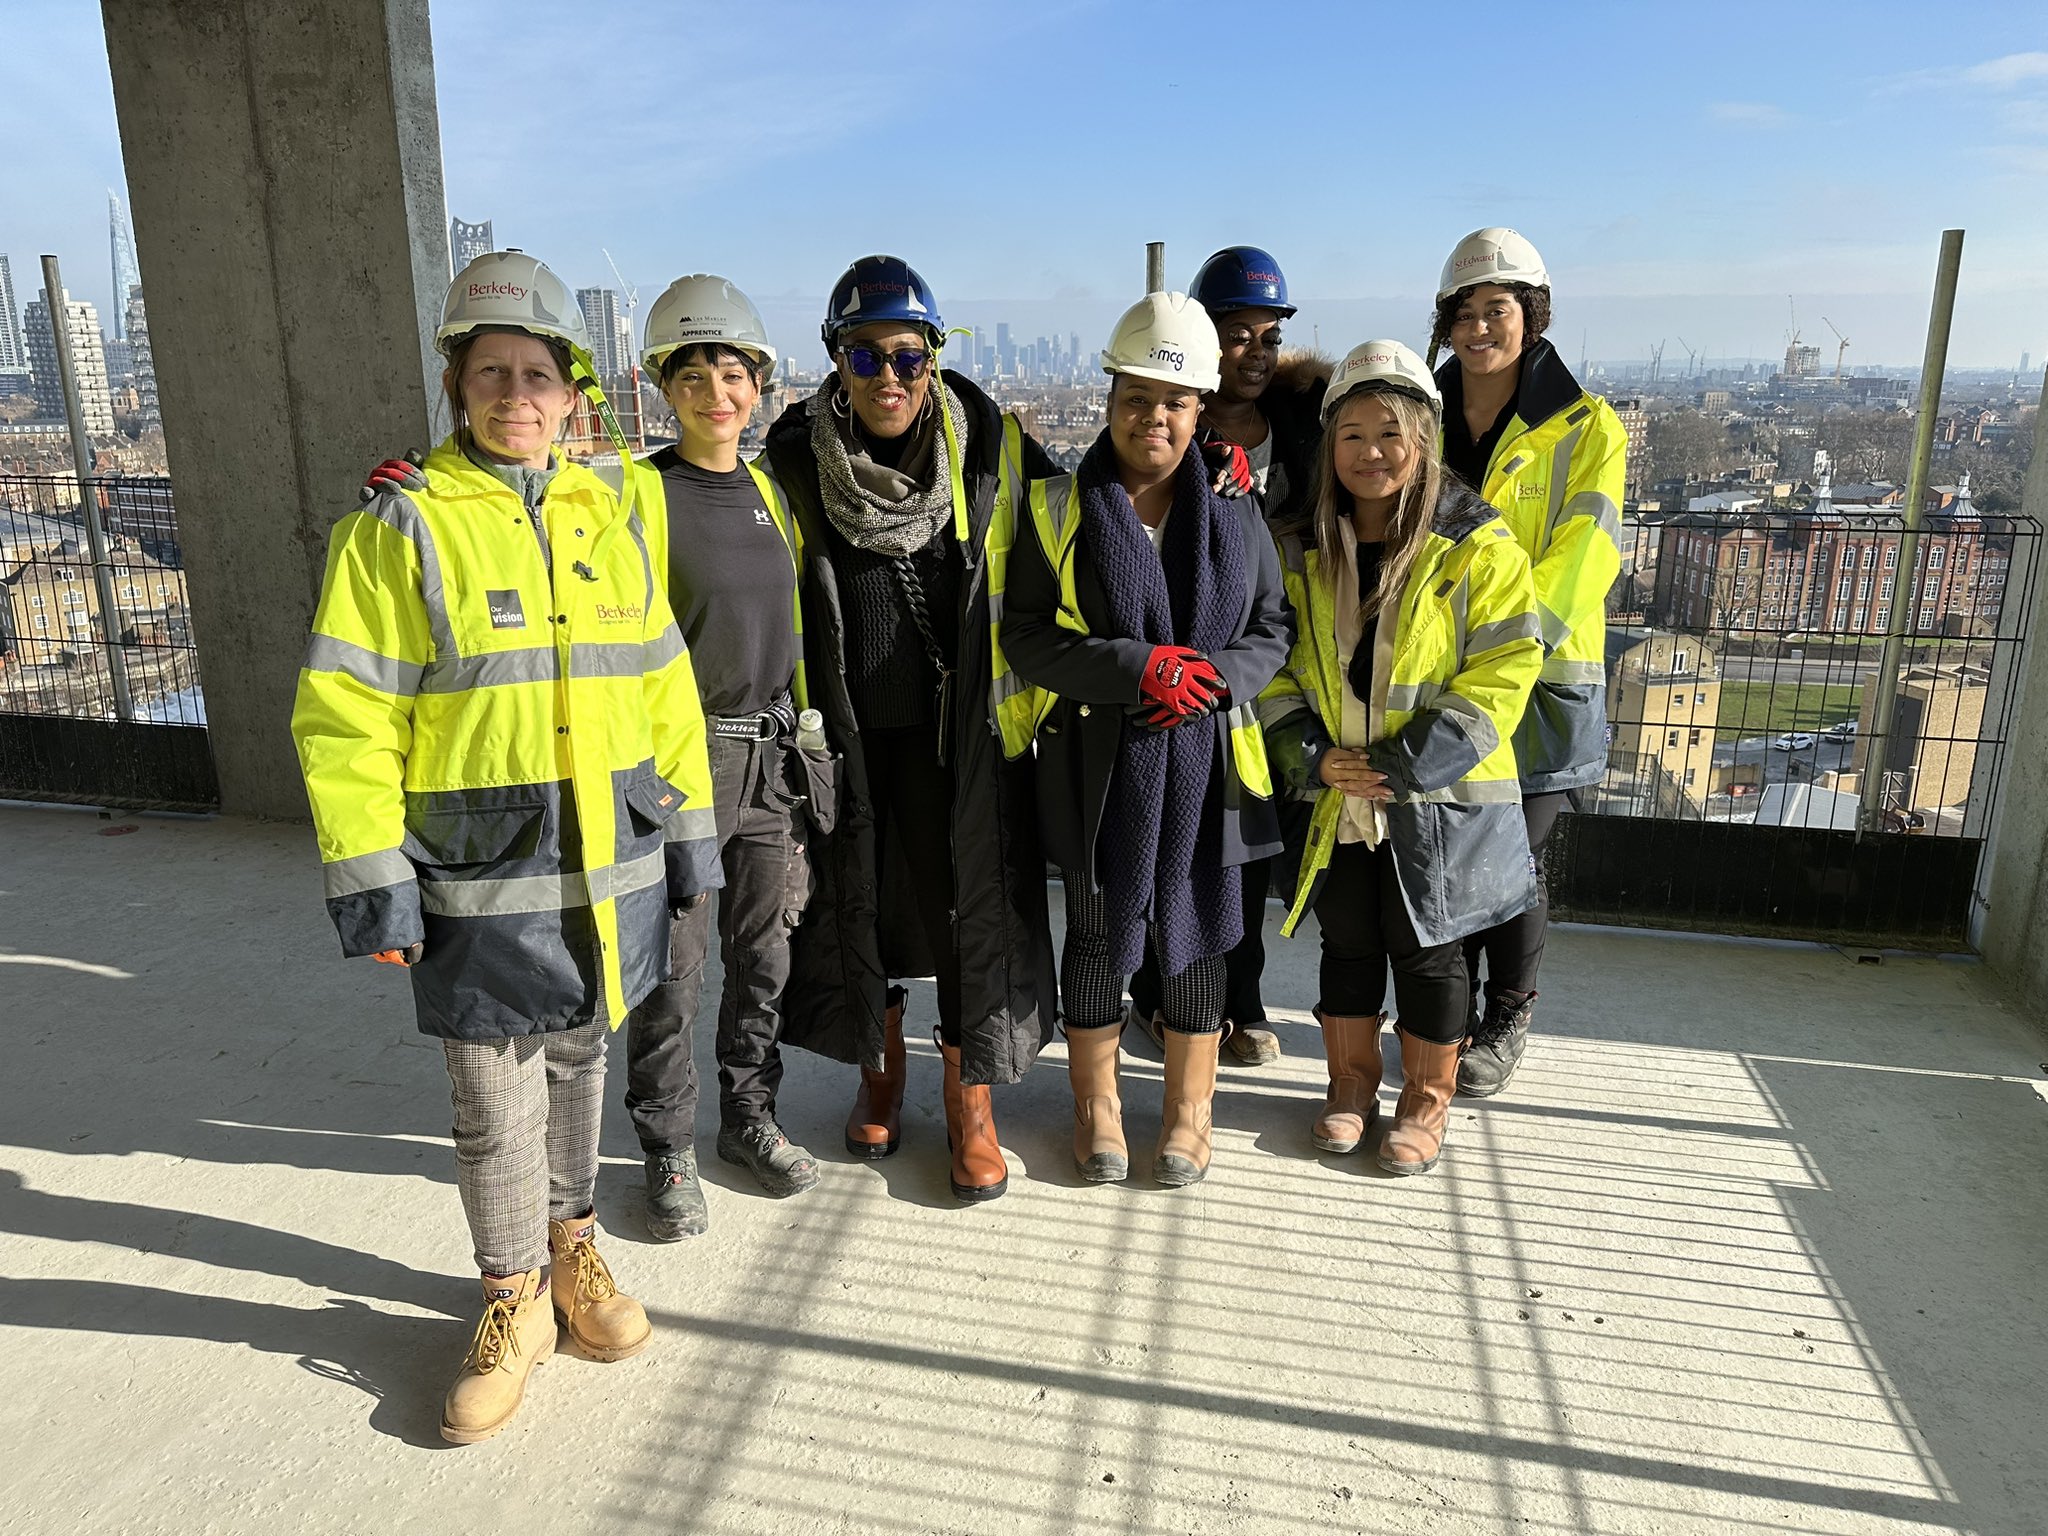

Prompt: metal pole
[
  {"left": 1145, "top": 242, "right": 1166, "bottom": 295},
  {"left": 1858, "top": 229, "right": 1963, "bottom": 831},
  {"left": 39, "top": 254, "right": 134, "bottom": 722}
]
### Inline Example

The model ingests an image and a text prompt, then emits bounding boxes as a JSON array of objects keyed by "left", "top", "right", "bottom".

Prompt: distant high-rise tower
[
  {"left": 0, "top": 254, "right": 27, "bottom": 378},
  {"left": 108, "top": 191, "right": 140, "bottom": 341},
  {"left": 126, "top": 287, "right": 158, "bottom": 426},
  {"left": 24, "top": 287, "right": 115, "bottom": 433},
  {"left": 450, "top": 216, "right": 494, "bottom": 273},
  {"left": 575, "top": 288, "right": 624, "bottom": 377}
]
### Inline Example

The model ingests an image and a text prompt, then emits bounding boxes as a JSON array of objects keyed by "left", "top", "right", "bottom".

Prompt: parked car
[
  {"left": 1772, "top": 732, "right": 1817, "bottom": 751},
  {"left": 1824, "top": 720, "right": 1858, "bottom": 739}
]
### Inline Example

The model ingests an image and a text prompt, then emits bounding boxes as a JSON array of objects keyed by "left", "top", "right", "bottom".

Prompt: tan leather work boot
[
  {"left": 1379, "top": 1031, "right": 1462, "bottom": 1175},
  {"left": 440, "top": 1267, "right": 555, "bottom": 1445},
  {"left": 1065, "top": 1022, "right": 1127, "bottom": 1183},
  {"left": 1312, "top": 1012, "right": 1385, "bottom": 1154},
  {"left": 937, "top": 1032, "right": 1008, "bottom": 1202},
  {"left": 548, "top": 1214, "right": 651, "bottom": 1361},
  {"left": 1155, "top": 1027, "right": 1222, "bottom": 1187},
  {"left": 845, "top": 986, "right": 907, "bottom": 1158}
]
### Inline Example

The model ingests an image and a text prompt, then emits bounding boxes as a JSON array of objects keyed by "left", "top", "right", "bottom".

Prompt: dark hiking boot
[
  {"left": 643, "top": 1149, "right": 708, "bottom": 1241},
  {"left": 717, "top": 1121, "right": 822, "bottom": 1198},
  {"left": 1458, "top": 989, "right": 1535, "bottom": 1098}
]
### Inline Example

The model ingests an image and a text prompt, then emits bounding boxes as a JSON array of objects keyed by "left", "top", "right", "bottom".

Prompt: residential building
[
  {"left": 1610, "top": 395, "right": 1648, "bottom": 496},
  {"left": 1848, "top": 662, "right": 1989, "bottom": 816},
  {"left": 23, "top": 289, "right": 114, "bottom": 434},
  {"left": 0, "top": 546, "right": 189, "bottom": 665},
  {"left": 0, "top": 253, "right": 28, "bottom": 381},
  {"left": 1606, "top": 629, "right": 1721, "bottom": 816},
  {"left": 575, "top": 287, "right": 627, "bottom": 378}
]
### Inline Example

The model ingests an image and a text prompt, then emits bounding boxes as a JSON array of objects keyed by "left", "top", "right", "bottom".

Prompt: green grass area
[{"left": 1716, "top": 682, "right": 1861, "bottom": 736}]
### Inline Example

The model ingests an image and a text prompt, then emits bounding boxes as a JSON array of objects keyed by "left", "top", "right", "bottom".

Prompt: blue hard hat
[
  {"left": 821, "top": 255, "right": 943, "bottom": 350},
  {"left": 1189, "top": 246, "right": 1296, "bottom": 318}
]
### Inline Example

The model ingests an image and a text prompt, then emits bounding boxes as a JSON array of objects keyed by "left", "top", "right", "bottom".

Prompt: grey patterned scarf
[{"left": 807, "top": 382, "right": 969, "bottom": 557}]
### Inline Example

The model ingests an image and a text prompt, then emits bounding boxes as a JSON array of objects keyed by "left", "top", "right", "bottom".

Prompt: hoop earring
[
  {"left": 830, "top": 379, "right": 853, "bottom": 422},
  {"left": 916, "top": 389, "right": 937, "bottom": 431}
]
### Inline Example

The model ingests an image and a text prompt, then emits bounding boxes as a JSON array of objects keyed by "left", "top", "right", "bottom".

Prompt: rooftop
[{"left": 4, "top": 804, "right": 2046, "bottom": 1535}]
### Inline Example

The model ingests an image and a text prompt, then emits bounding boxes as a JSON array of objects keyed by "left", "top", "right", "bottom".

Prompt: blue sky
[{"left": 4, "top": 0, "right": 2046, "bottom": 368}]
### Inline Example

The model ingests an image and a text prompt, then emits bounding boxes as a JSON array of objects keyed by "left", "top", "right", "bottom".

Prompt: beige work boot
[
  {"left": 440, "top": 1267, "right": 556, "bottom": 1445},
  {"left": 1065, "top": 1022, "right": 1128, "bottom": 1183},
  {"left": 1154, "top": 1027, "right": 1222, "bottom": 1187},
  {"left": 548, "top": 1213, "right": 651, "bottom": 1361},
  {"left": 1312, "top": 1012, "right": 1385, "bottom": 1153},
  {"left": 1379, "top": 1031, "right": 1462, "bottom": 1175}
]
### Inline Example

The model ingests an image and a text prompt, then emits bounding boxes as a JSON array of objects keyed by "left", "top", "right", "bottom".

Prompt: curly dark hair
[{"left": 1428, "top": 283, "right": 1552, "bottom": 360}]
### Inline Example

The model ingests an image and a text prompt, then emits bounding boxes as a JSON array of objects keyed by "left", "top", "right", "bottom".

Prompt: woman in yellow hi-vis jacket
[
  {"left": 1002, "top": 292, "right": 1292, "bottom": 1189},
  {"left": 1429, "top": 228, "right": 1626, "bottom": 1099},
  {"left": 293, "top": 251, "right": 719, "bottom": 1445},
  {"left": 1262, "top": 341, "right": 1542, "bottom": 1175}
]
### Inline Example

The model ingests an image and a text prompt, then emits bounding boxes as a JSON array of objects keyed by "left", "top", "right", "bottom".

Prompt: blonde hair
[{"left": 1312, "top": 387, "right": 1444, "bottom": 622}]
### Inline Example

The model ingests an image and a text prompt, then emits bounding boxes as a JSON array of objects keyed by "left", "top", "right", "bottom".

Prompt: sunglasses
[{"left": 838, "top": 344, "right": 932, "bottom": 381}]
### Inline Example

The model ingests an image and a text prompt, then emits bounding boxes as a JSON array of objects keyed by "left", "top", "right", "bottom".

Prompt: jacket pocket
[
  {"left": 402, "top": 802, "right": 544, "bottom": 869},
  {"left": 793, "top": 746, "right": 841, "bottom": 837},
  {"left": 622, "top": 772, "right": 688, "bottom": 840}
]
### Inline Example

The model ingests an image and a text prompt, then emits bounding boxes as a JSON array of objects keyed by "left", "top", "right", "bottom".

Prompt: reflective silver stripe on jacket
[
  {"left": 420, "top": 648, "right": 554, "bottom": 693},
  {"left": 1465, "top": 612, "right": 1542, "bottom": 656},
  {"left": 1539, "top": 657, "right": 1606, "bottom": 685},
  {"left": 302, "top": 634, "right": 424, "bottom": 697},
  {"left": 1534, "top": 600, "right": 1573, "bottom": 653},
  {"left": 1542, "top": 421, "right": 1586, "bottom": 547},
  {"left": 367, "top": 490, "right": 458, "bottom": 662},
  {"left": 1566, "top": 488, "right": 1624, "bottom": 544},
  {"left": 1407, "top": 776, "right": 1524, "bottom": 805},
  {"left": 322, "top": 845, "right": 415, "bottom": 899},
  {"left": 1383, "top": 679, "right": 1445, "bottom": 715},
  {"left": 666, "top": 805, "right": 717, "bottom": 842},
  {"left": 418, "top": 846, "right": 666, "bottom": 917},
  {"left": 1433, "top": 690, "right": 1500, "bottom": 759}
]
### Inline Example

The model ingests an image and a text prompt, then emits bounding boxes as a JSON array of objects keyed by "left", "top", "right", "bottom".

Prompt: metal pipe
[
  {"left": 39, "top": 254, "right": 134, "bottom": 722},
  {"left": 1858, "top": 229, "right": 1963, "bottom": 831},
  {"left": 1145, "top": 242, "right": 1165, "bottom": 295}
]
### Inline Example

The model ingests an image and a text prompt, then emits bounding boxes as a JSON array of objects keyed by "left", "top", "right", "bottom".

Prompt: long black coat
[
  {"left": 999, "top": 465, "right": 1294, "bottom": 892},
  {"left": 763, "top": 372, "right": 1060, "bottom": 1087}
]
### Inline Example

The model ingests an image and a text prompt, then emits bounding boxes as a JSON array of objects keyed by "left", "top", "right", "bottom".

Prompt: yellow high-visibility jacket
[
  {"left": 1436, "top": 337, "right": 1625, "bottom": 792},
  {"left": 291, "top": 436, "right": 720, "bottom": 1040},
  {"left": 1260, "top": 483, "right": 1543, "bottom": 945}
]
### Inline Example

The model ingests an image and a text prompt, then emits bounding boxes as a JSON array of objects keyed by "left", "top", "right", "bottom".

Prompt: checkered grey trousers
[
  {"left": 442, "top": 1021, "right": 607, "bottom": 1275},
  {"left": 1060, "top": 872, "right": 1224, "bottom": 1034}
]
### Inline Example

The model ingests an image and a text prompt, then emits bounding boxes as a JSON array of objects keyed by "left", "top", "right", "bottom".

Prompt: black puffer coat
[{"left": 763, "top": 372, "right": 1060, "bottom": 1086}]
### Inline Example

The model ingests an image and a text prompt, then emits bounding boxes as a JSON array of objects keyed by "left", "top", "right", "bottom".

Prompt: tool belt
[{"left": 709, "top": 690, "right": 796, "bottom": 742}]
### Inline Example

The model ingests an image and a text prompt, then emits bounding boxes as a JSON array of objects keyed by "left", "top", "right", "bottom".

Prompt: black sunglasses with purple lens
[{"left": 838, "top": 344, "right": 933, "bottom": 381}]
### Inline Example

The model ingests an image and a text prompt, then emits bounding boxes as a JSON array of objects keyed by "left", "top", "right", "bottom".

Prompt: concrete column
[
  {"left": 100, "top": 0, "right": 449, "bottom": 818},
  {"left": 1975, "top": 368, "right": 2048, "bottom": 999}
]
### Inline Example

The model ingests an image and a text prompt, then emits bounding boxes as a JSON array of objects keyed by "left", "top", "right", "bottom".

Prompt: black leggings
[
  {"left": 1314, "top": 840, "right": 1469, "bottom": 1045},
  {"left": 1060, "top": 873, "right": 1224, "bottom": 1035},
  {"left": 862, "top": 724, "right": 964, "bottom": 1046},
  {"left": 1463, "top": 790, "right": 1569, "bottom": 998}
]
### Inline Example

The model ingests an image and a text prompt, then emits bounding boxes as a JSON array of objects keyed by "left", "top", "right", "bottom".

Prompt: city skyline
[{"left": 3, "top": 3, "right": 2047, "bottom": 368}]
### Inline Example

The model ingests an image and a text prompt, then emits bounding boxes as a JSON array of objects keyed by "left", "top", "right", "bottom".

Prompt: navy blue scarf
[{"left": 1078, "top": 430, "right": 1246, "bottom": 977}]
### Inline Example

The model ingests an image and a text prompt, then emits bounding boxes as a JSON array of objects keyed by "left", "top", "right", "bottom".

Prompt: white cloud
[
  {"left": 1962, "top": 51, "right": 2048, "bottom": 89},
  {"left": 1708, "top": 101, "right": 1793, "bottom": 127}
]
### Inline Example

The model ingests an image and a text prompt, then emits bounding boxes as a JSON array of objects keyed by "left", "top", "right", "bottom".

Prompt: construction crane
[
  {"left": 1648, "top": 340, "right": 1665, "bottom": 384},
  {"left": 601, "top": 248, "right": 644, "bottom": 448},
  {"left": 1822, "top": 317, "right": 1850, "bottom": 381},
  {"left": 1677, "top": 335, "right": 1699, "bottom": 378}
]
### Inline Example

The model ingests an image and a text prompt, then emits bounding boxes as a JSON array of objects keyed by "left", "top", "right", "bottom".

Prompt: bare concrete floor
[{"left": 2, "top": 804, "right": 2045, "bottom": 1536}]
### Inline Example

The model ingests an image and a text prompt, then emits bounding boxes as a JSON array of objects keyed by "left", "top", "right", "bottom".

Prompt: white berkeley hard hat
[
  {"left": 1437, "top": 227, "right": 1550, "bottom": 301},
  {"left": 643, "top": 274, "right": 777, "bottom": 376},
  {"left": 1101, "top": 291, "right": 1222, "bottom": 393},
  {"left": 1323, "top": 339, "right": 1442, "bottom": 423},
  {"left": 436, "top": 249, "right": 589, "bottom": 357}
]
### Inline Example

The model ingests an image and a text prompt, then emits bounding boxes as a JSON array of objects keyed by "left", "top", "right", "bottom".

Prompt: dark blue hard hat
[
  {"left": 1190, "top": 246, "right": 1296, "bottom": 318},
  {"left": 821, "top": 255, "right": 943, "bottom": 351}
]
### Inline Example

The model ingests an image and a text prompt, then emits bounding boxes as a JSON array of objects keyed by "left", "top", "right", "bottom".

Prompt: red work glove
[
  {"left": 1139, "top": 646, "right": 1227, "bottom": 727},
  {"left": 360, "top": 452, "right": 426, "bottom": 502},
  {"left": 1198, "top": 428, "right": 1251, "bottom": 499},
  {"left": 372, "top": 943, "right": 424, "bottom": 967}
]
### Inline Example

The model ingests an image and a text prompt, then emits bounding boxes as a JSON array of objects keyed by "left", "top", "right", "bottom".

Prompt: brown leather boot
[
  {"left": 1311, "top": 1012, "right": 1385, "bottom": 1154},
  {"left": 1154, "top": 1027, "right": 1221, "bottom": 1187},
  {"left": 441, "top": 1267, "right": 555, "bottom": 1444},
  {"left": 1378, "top": 1030, "right": 1461, "bottom": 1175},
  {"left": 845, "top": 986, "right": 907, "bottom": 1158},
  {"left": 547, "top": 1213, "right": 651, "bottom": 1361},
  {"left": 1065, "top": 1023, "right": 1127, "bottom": 1183},
  {"left": 936, "top": 1031, "right": 1008, "bottom": 1202}
]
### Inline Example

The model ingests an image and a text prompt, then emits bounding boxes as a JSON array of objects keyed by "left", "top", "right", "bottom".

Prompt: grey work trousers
[
  {"left": 624, "top": 730, "right": 810, "bottom": 1151},
  {"left": 442, "top": 1019, "right": 606, "bottom": 1276}
]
